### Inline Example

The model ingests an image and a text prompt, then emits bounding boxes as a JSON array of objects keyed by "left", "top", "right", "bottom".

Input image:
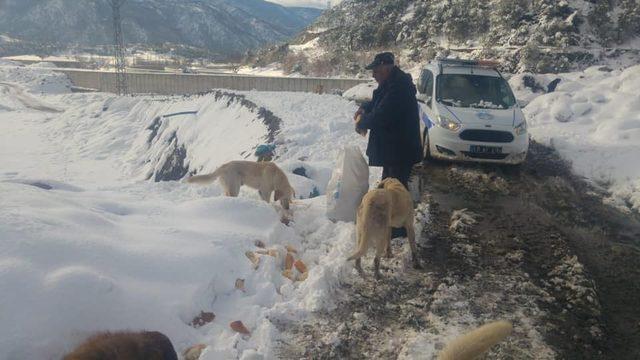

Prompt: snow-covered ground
[
  {"left": 510, "top": 65, "right": 640, "bottom": 211},
  {"left": 1, "top": 58, "right": 638, "bottom": 359},
  {"left": 228, "top": 65, "right": 287, "bottom": 78},
  {"left": 0, "top": 61, "right": 382, "bottom": 359}
]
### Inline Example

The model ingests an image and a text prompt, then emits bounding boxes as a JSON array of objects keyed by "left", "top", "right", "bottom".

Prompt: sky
[{"left": 265, "top": 0, "right": 341, "bottom": 9}]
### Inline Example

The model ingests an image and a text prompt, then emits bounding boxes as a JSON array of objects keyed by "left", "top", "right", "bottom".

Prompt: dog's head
[
  {"left": 275, "top": 186, "right": 295, "bottom": 210},
  {"left": 377, "top": 177, "right": 404, "bottom": 190},
  {"left": 64, "top": 331, "right": 177, "bottom": 360}
]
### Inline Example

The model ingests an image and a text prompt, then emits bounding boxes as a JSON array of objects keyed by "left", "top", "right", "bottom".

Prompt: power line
[{"left": 109, "top": 0, "right": 128, "bottom": 95}]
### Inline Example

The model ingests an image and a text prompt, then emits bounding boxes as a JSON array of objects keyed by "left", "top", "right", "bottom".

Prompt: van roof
[
  {"left": 440, "top": 66, "right": 500, "bottom": 77},
  {"left": 424, "top": 59, "right": 501, "bottom": 77}
]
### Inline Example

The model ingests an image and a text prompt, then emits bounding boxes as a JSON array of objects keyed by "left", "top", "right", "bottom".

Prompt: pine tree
[
  {"left": 617, "top": 0, "right": 640, "bottom": 43},
  {"left": 491, "top": 0, "right": 530, "bottom": 29},
  {"left": 587, "top": 0, "right": 615, "bottom": 44}
]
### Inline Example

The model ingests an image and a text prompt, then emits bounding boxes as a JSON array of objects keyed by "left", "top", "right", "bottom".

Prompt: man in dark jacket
[{"left": 355, "top": 52, "right": 422, "bottom": 189}]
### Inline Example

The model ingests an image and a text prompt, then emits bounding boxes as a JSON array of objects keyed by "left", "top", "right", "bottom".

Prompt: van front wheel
[{"left": 422, "top": 128, "right": 431, "bottom": 162}]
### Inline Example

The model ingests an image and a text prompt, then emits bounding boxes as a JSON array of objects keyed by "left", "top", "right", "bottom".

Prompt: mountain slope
[
  {"left": 0, "top": 0, "right": 323, "bottom": 56},
  {"left": 252, "top": 0, "right": 640, "bottom": 75}
]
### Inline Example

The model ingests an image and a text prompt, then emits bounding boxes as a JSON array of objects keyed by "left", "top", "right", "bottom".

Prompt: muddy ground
[{"left": 277, "top": 141, "right": 640, "bottom": 360}]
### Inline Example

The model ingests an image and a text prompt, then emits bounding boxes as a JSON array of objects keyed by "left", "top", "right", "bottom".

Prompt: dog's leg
[
  {"left": 405, "top": 220, "right": 421, "bottom": 269},
  {"left": 280, "top": 198, "right": 290, "bottom": 211},
  {"left": 373, "top": 256, "right": 381, "bottom": 280},
  {"left": 375, "top": 233, "right": 387, "bottom": 279},
  {"left": 221, "top": 177, "right": 241, "bottom": 197},
  {"left": 228, "top": 181, "right": 241, "bottom": 197},
  {"left": 218, "top": 179, "right": 231, "bottom": 197},
  {"left": 258, "top": 187, "right": 272, "bottom": 203},
  {"left": 353, "top": 225, "right": 365, "bottom": 276},
  {"left": 354, "top": 257, "right": 364, "bottom": 276},
  {"left": 385, "top": 227, "right": 393, "bottom": 258}
]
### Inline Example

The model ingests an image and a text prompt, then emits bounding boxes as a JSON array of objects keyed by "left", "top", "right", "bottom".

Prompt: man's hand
[
  {"left": 354, "top": 114, "right": 367, "bottom": 137},
  {"left": 354, "top": 107, "right": 365, "bottom": 121}
]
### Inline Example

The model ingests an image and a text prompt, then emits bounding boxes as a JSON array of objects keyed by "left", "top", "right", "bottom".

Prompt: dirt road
[{"left": 278, "top": 141, "right": 640, "bottom": 359}]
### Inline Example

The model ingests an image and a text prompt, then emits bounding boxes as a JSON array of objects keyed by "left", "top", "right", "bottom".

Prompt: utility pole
[{"left": 109, "top": 0, "right": 128, "bottom": 95}]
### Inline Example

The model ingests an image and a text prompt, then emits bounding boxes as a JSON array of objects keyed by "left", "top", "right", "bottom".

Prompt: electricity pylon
[{"left": 109, "top": 0, "right": 128, "bottom": 95}]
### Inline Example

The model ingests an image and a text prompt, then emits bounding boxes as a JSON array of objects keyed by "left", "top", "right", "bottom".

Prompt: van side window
[
  {"left": 419, "top": 70, "right": 434, "bottom": 107},
  {"left": 425, "top": 71, "right": 434, "bottom": 97}
]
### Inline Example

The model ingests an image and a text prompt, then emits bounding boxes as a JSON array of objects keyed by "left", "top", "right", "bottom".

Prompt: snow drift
[
  {"left": 0, "top": 61, "right": 385, "bottom": 359},
  {"left": 512, "top": 65, "right": 640, "bottom": 211}
]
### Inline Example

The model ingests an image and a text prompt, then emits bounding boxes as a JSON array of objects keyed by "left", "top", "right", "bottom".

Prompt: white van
[{"left": 417, "top": 59, "right": 529, "bottom": 164}]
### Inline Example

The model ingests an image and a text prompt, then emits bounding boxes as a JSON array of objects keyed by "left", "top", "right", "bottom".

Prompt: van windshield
[{"left": 436, "top": 74, "right": 516, "bottom": 109}]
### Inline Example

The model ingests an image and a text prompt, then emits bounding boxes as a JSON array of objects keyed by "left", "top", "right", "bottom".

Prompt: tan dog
[
  {"left": 438, "top": 321, "right": 513, "bottom": 360},
  {"left": 347, "top": 177, "right": 420, "bottom": 278},
  {"left": 186, "top": 161, "right": 295, "bottom": 210},
  {"left": 63, "top": 331, "right": 178, "bottom": 360}
]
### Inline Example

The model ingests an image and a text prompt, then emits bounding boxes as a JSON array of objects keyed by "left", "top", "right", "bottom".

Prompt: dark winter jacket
[{"left": 357, "top": 66, "right": 422, "bottom": 167}]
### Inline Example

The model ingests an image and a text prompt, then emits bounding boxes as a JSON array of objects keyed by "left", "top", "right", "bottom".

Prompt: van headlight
[
  {"left": 437, "top": 115, "right": 461, "bottom": 132},
  {"left": 514, "top": 121, "right": 527, "bottom": 136}
]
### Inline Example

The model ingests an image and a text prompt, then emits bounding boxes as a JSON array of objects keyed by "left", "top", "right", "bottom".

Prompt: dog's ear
[{"left": 377, "top": 178, "right": 389, "bottom": 189}]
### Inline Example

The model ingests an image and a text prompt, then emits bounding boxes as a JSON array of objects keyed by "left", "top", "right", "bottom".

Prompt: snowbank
[
  {"left": 0, "top": 61, "right": 70, "bottom": 94},
  {"left": 234, "top": 64, "right": 287, "bottom": 77},
  {"left": 0, "top": 62, "right": 380, "bottom": 359},
  {"left": 0, "top": 181, "right": 289, "bottom": 358},
  {"left": 509, "top": 73, "right": 566, "bottom": 107},
  {"left": 522, "top": 65, "right": 640, "bottom": 210},
  {"left": 27, "top": 61, "right": 58, "bottom": 68},
  {"left": 342, "top": 81, "right": 376, "bottom": 103}
]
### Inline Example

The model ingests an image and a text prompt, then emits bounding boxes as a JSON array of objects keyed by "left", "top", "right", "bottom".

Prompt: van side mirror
[
  {"left": 417, "top": 93, "right": 432, "bottom": 107},
  {"left": 516, "top": 99, "right": 528, "bottom": 108}
]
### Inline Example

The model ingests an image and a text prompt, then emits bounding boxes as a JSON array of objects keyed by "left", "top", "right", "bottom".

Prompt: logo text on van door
[{"left": 476, "top": 112, "right": 494, "bottom": 120}]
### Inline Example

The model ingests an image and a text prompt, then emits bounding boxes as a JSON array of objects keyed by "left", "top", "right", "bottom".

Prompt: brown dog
[
  {"left": 347, "top": 178, "right": 420, "bottom": 278},
  {"left": 186, "top": 161, "right": 295, "bottom": 210},
  {"left": 438, "top": 321, "right": 513, "bottom": 360},
  {"left": 63, "top": 331, "right": 178, "bottom": 360}
]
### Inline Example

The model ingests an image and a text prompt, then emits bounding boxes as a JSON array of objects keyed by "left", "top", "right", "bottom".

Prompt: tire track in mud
[{"left": 276, "top": 141, "right": 640, "bottom": 359}]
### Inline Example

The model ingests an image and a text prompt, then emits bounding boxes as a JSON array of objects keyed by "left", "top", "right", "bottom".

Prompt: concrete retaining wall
[{"left": 56, "top": 69, "right": 368, "bottom": 95}]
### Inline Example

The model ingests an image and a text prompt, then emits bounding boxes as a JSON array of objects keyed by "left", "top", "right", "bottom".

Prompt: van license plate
[{"left": 470, "top": 145, "right": 502, "bottom": 154}]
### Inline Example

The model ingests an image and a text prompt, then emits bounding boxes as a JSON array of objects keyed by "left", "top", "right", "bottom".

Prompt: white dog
[{"left": 186, "top": 161, "right": 295, "bottom": 209}]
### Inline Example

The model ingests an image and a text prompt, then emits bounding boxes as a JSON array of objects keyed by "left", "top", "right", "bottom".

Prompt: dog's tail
[
  {"left": 185, "top": 167, "right": 223, "bottom": 185},
  {"left": 346, "top": 237, "right": 368, "bottom": 262},
  {"left": 438, "top": 321, "right": 513, "bottom": 360},
  {"left": 347, "top": 207, "right": 369, "bottom": 262},
  {"left": 346, "top": 211, "right": 365, "bottom": 262},
  {"left": 347, "top": 195, "right": 387, "bottom": 261},
  {"left": 347, "top": 210, "right": 368, "bottom": 261}
]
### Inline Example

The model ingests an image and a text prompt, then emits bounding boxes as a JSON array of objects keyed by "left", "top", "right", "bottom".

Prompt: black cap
[{"left": 365, "top": 52, "right": 395, "bottom": 70}]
